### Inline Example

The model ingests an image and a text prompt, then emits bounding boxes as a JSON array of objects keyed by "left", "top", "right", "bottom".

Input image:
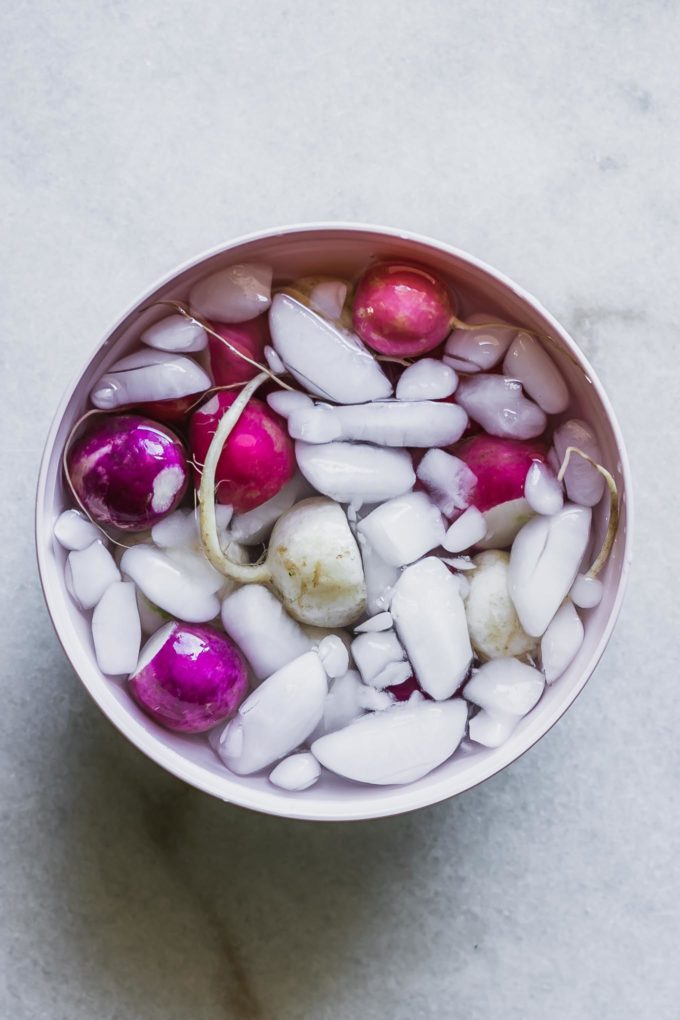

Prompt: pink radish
[
  {"left": 352, "top": 262, "right": 455, "bottom": 356},
  {"left": 67, "top": 414, "right": 189, "bottom": 532},
  {"left": 208, "top": 314, "right": 270, "bottom": 386},
  {"left": 134, "top": 394, "right": 200, "bottom": 424},
  {"left": 454, "top": 434, "right": 547, "bottom": 549},
  {"left": 129, "top": 622, "right": 248, "bottom": 733},
  {"left": 190, "top": 391, "right": 295, "bottom": 512}
]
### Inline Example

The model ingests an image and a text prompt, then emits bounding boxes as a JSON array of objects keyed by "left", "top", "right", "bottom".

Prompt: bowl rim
[{"left": 35, "top": 221, "right": 634, "bottom": 822}]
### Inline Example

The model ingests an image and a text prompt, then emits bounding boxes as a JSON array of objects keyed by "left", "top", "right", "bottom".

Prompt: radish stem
[
  {"left": 198, "top": 371, "right": 272, "bottom": 583},
  {"left": 557, "top": 446, "right": 619, "bottom": 578}
]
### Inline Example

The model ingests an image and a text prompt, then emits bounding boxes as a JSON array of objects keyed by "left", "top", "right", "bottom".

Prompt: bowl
[{"left": 35, "top": 223, "right": 633, "bottom": 821}]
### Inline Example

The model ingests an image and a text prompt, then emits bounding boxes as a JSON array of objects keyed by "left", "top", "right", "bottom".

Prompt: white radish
[
  {"left": 295, "top": 441, "right": 415, "bottom": 505},
  {"left": 286, "top": 399, "right": 467, "bottom": 448},
  {"left": 570, "top": 573, "right": 604, "bottom": 609},
  {"left": 357, "top": 492, "right": 446, "bottom": 567},
  {"left": 354, "top": 612, "right": 393, "bottom": 633},
  {"left": 189, "top": 263, "right": 273, "bottom": 322},
  {"left": 65, "top": 541, "right": 121, "bottom": 610},
  {"left": 540, "top": 601, "right": 584, "bottom": 683},
  {"left": 269, "top": 293, "right": 392, "bottom": 404},
  {"left": 552, "top": 420, "right": 606, "bottom": 507},
  {"left": 141, "top": 314, "right": 207, "bottom": 353},
  {"left": 524, "top": 461, "right": 564, "bottom": 516},
  {"left": 269, "top": 753, "right": 321, "bottom": 791},
  {"left": 444, "top": 313, "right": 517, "bottom": 372},
  {"left": 390, "top": 557, "right": 472, "bottom": 700},
  {"left": 416, "top": 449, "right": 477, "bottom": 518},
  {"left": 508, "top": 504, "right": 592, "bottom": 637},
  {"left": 464, "top": 551, "right": 538, "bottom": 661},
  {"left": 53, "top": 509, "right": 102, "bottom": 551},
  {"left": 396, "top": 359, "right": 458, "bottom": 401},
  {"left": 351, "top": 629, "right": 406, "bottom": 686},
  {"left": 228, "top": 473, "right": 311, "bottom": 545},
  {"left": 91, "top": 581, "right": 141, "bottom": 675},
  {"left": 220, "top": 584, "right": 310, "bottom": 680},
  {"left": 464, "top": 658, "right": 545, "bottom": 717},
  {"left": 311, "top": 699, "right": 468, "bottom": 785},
  {"left": 455, "top": 375, "right": 547, "bottom": 440},
  {"left": 502, "top": 333, "right": 569, "bottom": 413},
  {"left": 90, "top": 349, "right": 211, "bottom": 409},
  {"left": 442, "top": 507, "right": 487, "bottom": 553},
  {"left": 213, "top": 650, "right": 327, "bottom": 775},
  {"left": 120, "top": 545, "right": 220, "bottom": 623}
]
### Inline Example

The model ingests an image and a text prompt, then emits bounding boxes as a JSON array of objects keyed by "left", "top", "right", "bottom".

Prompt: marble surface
[{"left": 2, "top": 1, "right": 678, "bottom": 1016}]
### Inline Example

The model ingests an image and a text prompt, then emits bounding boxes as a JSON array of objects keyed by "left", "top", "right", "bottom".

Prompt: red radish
[
  {"left": 129, "top": 622, "right": 248, "bottom": 733},
  {"left": 208, "top": 314, "right": 270, "bottom": 386},
  {"left": 134, "top": 394, "right": 199, "bottom": 424},
  {"left": 352, "top": 263, "right": 455, "bottom": 357},
  {"left": 454, "top": 434, "right": 547, "bottom": 549},
  {"left": 67, "top": 415, "right": 189, "bottom": 532},
  {"left": 386, "top": 674, "right": 431, "bottom": 702},
  {"left": 190, "top": 391, "right": 295, "bottom": 512}
]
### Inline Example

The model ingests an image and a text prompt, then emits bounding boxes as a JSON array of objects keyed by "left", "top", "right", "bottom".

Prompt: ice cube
[
  {"left": 508, "top": 504, "right": 592, "bottom": 636},
  {"left": 455, "top": 374, "right": 547, "bottom": 440},
  {"left": 189, "top": 263, "right": 273, "bottom": 322},
  {"left": 269, "top": 294, "right": 392, "bottom": 404},
  {"left": 391, "top": 557, "right": 472, "bottom": 700},
  {"left": 264, "top": 345, "right": 286, "bottom": 375},
  {"left": 357, "top": 535, "right": 400, "bottom": 614},
  {"left": 228, "top": 473, "right": 311, "bottom": 545},
  {"left": 266, "top": 390, "right": 314, "bottom": 418},
  {"left": 53, "top": 509, "right": 102, "bottom": 551},
  {"left": 221, "top": 584, "right": 310, "bottom": 680},
  {"left": 524, "top": 461, "right": 564, "bottom": 516},
  {"left": 351, "top": 629, "right": 406, "bottom": 686},
  {"left": 317, "top": 635, "right": 350, "bottom": 679},
  {"left": 308, "top": 669, "right": 365, "bottom": 741},
  {"left": 570, "top": 573, "right": 603, "bottom": 609},
  {"left": 295, "top": 441, "right": 415, "bottom": 505},
  {"left": 65, "top": 540, "right": 121, "bottom": 610},
  {"left": 90, "top": 349, "right": 211, "bottom": 409},
  {"left": 311, "top": 699, "right": 468, "bottom": 785},
  {"left": 552, "top": 419, "right": 606, "bottom": 507},
  {"left": 287, "top": 399, "right": 467, "bottom": 448},
  {"left": 464, "top": 658, "right": 545, "bottom": 716},
  {"left": 540, "top": 601, "right": 584, "bottom": 683},
  {"left": 468, "top": 710, "right": 518, "bottom": 748},
  {"left": 356, "top": 687, "right": 394, "bottom": 711},
  {"left": 396, "top": 359, "right": 458, "bottom": 401},
  {"left": 120, "top": 544, "right": 220, "bottom": 623},
  {"left": 503, "top": 332, "right": 569, "bottom": 414},
  {"left": 354, "top": 612, "right": 393, "bottom": 633},
  {"left": 442, "top": 507, "right": 487, "bottom": 552},
  {"left": 308, "top": 279, "right": 348, "bottom": 320},
  {"left": 416, "top": 448, "right": 477, "bottom": 518},
  {"left": 357, "top": 492, "right": 446, "bottom": 567},
  {"left": 91, "top": 581, "right": 141, "bottom": 675},
  {"left": 151, "top": 508, "right": 197, "bottom": 549},
  {"left": 214, "top": 650, "right": 327, "bottom": 774},
  {"left": 444, "top": 313, "right": 517, "bottom": 372},
  {"left": 141, "top": 314, "right": 207, "bottom": 353},
  {"left": 269, "top": 752, "right": 321, "bottom": 791}
]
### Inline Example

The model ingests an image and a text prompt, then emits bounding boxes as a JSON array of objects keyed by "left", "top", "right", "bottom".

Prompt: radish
[
  {"left": 454, "top": 434, "right": 547, "bottom": 549},
  {"left": 463, "top": 550, "right": 538, "bottom": 661},
  {"left": 207, "top": 314, "right": 270, "bottom": 386},
  {"left": 190, "top": 391, "right": 295, "bottom": 512},
  {"left": 133, "top": 395, "right": 201, "bottom": 425},
  {"left": 352, "top": 263, "right": 455, "bottom": 356},
  {"left": 67, "top": 415, "right": 189, "bottom": 531},
  {"left": 129, "top": 622, "right": 248, "bottom": 733}
]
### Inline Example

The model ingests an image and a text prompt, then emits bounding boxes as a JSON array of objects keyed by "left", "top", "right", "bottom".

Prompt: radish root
[{"left": 557, "top": 446, "right": 619, "bottom": 578}]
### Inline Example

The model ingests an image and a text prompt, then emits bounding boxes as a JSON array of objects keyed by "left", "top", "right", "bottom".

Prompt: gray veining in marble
[{"left": 2, "top": 1, "right": 679, "bottom": 1017}]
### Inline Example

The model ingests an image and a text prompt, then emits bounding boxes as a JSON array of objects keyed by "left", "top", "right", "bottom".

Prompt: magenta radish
[
  {"left": 454, "top": 434, "right": 547, "bottom": 549},
  {"left": 190, "top": 391, "right": 295, "bottom": 512},
  {"left": 67, "top": 415, "right": 189, "bottom": 531},
  {"left": 352, "top": 262, "right": 455, "bottom": 356},
  {"left": 208, "top": 314, "right": 270, "bottom": 386},
  {"left": 129, "top": 622, "right": 247, "bottom": 733}
]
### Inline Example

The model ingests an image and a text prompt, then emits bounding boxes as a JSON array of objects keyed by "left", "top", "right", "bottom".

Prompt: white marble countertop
[{"left": 2, "top": 2, "right": 677, "bottom": 1017}]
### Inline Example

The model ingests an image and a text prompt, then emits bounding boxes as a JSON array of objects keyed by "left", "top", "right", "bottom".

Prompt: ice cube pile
[{"left": 54, "top": 258, "right": 614, "bottom": 792}]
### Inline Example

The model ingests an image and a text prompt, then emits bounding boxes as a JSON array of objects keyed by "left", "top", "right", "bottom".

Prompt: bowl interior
[{"left": 36, "top": 225, "right": 632, "bottom": 821}]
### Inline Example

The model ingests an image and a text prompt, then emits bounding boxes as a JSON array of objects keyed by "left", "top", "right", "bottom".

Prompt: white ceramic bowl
[{"left": 36, "top": 224, "right": 633, "bottom": 821}]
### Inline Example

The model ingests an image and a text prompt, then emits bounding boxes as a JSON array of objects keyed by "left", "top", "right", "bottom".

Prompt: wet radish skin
[
  {"left": 208, "top": 314, "right": 270, "bottom": 386},
  {"left": 454, "top": 434, "right": 547, "bottom": 512}
]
